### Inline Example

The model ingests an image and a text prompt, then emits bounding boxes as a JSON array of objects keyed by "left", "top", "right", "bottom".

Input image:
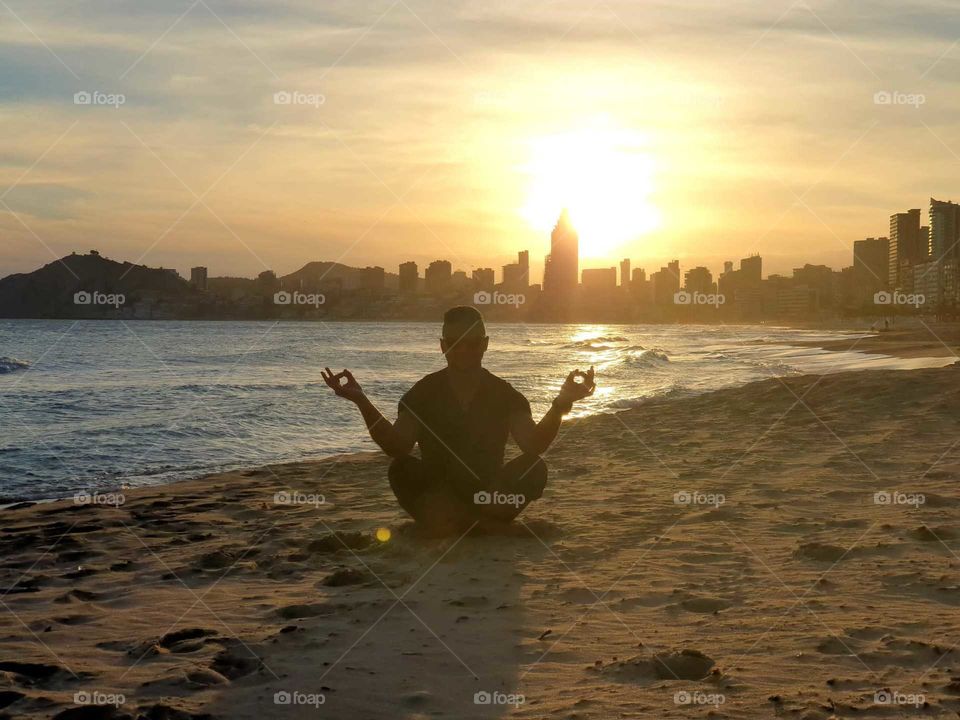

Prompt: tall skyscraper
[
  {"left": 930, "top": 198, "right": 960, "bottom": 263},
  {"left": 399, "top": 261, "right": 418, "bottom": 294},
  {"left": 889, "top": 209, "right": 923, "bottom": 289},
  {"left": 619, "top": 258, "right": 631, "bottom": 288},
  {"left": 518, "top": 250, "right": 530, "bottom": 285},
  {"left": 543, "top": 209, "right": 579, "bottom": 297}
]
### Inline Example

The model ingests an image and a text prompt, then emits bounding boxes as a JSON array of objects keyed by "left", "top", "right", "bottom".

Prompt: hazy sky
[{"left": 2, "top": 0, "right": 960, "bottom": 282}]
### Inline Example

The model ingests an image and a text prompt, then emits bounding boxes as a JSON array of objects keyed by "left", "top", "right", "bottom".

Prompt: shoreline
[
  {"left": 4, "top": 334, "right": 956, "bottom": 508},
  {"left": 799, "top": 325, "right": 960, "bottom": 359}
]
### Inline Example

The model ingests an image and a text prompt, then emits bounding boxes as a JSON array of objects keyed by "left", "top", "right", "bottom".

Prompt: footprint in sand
[
  {"left": 209, "top": 647, "right": 263, "bottom": 680},
  {"left": 909, "top": 525, "right": 957, "bottom": 543},
  {"left": 678, "top": 596, "right": 731, "bottom": 614},
  {"left": 0, "top": 660, "right": 72, "bottom": 686},
  {"left": 794, "top": 541, "right": 853, "bottom": 562},
  {"left": 321, "top": 567, "right": 369, "bottom": 587},
  {"left": 597, "top": 649, "right": 717, "bottom": 682},
  {"left": 276, "top": 602, "right": 339, "bottom": 620},
  {"left": 307, "top": 531, "right": 373, "bottom": 554},
  {"left": 54, "top": 588, "right": 111, "bottom": 604}
]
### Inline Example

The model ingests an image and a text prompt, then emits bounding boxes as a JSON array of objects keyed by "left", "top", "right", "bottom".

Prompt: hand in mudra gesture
[
  {"left": 322, "top": 367, "right": 366, "bottom": 404},
  {"left": 557, "top": 365, "right": 596, "bottom": 406}
]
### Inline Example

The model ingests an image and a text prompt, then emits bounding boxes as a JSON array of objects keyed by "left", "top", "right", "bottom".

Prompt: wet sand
[{"left": 801, "top": 323, "right": 960, "bottom": 359}]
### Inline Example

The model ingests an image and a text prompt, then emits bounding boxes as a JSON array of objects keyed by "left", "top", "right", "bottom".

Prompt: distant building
[
  {"left": 631, "top": 267, "right": 650, "bottom": 303},
  {"left": 793, "top": 264, "right": 834, "bottom": 306},
  {"left": 399, "top": 261, "right": 418, "bottom": 294},
  {"left": 581, "top": 267, "right": 617, "bottom": 291},
  {"left": 619, "top": 258, "right": 631, "bottom": 288},
  {"left": 450, "top": 270, "right": 470, "bottom": 291},
  {"left": 853, "top": 237, "right": 888, "bottom": 299},
  {"left": 913, "top": 260, "right": 940, "bottom": 307},
  {"left": 651, "top": 260, "right": 680, "bottom": 305},
  {"left": 930, "top": 198, "right": 960, "bottom": 262},
  {"left": 740, "top": 254, "right": 762, "bottom": 283},
  {"left": 502, "top": 251, "right": 530, "bottom": 292},
  {"left": 777, "top": 285, "right": 819, "bottom": 317},
  {"left": 358, "top": 266, "right": 385, "bottom": 291},
  {"left": 928, "top": 198, "right": 960, "bottom": 306},
  {"left": 543, "top": 210, "right": 579, "bottom": 298},
  {"left": 718, "top": 254, "right": 763, "bottom": 311},
  {"left": 684, "top": 266, "right": 713, "bottom": 295},
  {"left": 425, "top": 260, "right": 452, "bottom": 295},
  {"left": 472, "top": 267, "right": 494, "bottom": 291},
  {"left": 190, "top": 266, "right": 208, "bottom": 291},
  {"left": 889, "top": 209, "right": 924, "bottom": 289}
]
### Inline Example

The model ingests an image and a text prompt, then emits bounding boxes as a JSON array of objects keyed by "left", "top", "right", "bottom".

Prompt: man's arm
[
  {"left": 510, "top": 366, "right": 595, "bottom": 455},
  {"left": 322, "top": 368, "right": 418, "bottom": 458}
]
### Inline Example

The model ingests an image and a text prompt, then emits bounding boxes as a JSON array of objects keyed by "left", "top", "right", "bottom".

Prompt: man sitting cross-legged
[{"left": 322, "top": 305, "right": 595, "bottom": 536}]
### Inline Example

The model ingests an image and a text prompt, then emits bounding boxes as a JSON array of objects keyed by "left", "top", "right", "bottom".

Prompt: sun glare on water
[{"left": 521, "top": 122, "right": 660, "bottom": 259}]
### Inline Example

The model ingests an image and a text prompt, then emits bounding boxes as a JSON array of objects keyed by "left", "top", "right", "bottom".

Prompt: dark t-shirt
[{"left": 398, "top": 368, "right": 531, "bottom": 497}]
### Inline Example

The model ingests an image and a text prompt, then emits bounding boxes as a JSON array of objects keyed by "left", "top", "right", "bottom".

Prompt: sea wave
[
  {"left": 606, "top": 386, "right": 695, "bottom": 409},
  {"left": 562, "top": 335, "right": 629, "bottom": 349},
  {"left": 0, "top": 357, "right": 30, "bottom": 374},
  {"left": 622, "top": 348, "right": 670, "bottom": 366}
]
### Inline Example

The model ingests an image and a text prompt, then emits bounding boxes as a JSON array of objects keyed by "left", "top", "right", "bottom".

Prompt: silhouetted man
[{"left": 322, "top": 306, "right": 596, "bottom": 535}]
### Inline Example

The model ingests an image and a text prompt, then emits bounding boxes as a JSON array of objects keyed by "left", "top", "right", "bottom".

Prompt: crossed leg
[{"left": 388, "top": 454, "right": 548, "bottom": 535}]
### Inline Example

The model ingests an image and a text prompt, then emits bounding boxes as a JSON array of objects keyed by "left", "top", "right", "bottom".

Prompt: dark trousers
[{"left": 388, "top": 454, "right": 547, "bottom": 530}]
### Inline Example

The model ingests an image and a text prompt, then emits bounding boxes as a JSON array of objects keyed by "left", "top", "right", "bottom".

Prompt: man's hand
[
  {"left": 555, "top": 366, "right": 596, "bottom": 411},
  {"left": 322, "top": 367, "right": 366, "bottom": 404}
]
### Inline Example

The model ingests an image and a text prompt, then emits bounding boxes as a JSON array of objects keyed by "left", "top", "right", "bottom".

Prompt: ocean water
[{"left": 0, "top": 320, "right": 951, "bottom": 501}]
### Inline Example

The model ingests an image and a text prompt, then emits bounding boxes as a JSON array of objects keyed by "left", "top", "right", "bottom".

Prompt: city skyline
[
  {"left": 4, "top": 2, "right": 960, "bottom": 282},
  {"left": 55, "top": 196, "right": 951, "bottom": 297}
]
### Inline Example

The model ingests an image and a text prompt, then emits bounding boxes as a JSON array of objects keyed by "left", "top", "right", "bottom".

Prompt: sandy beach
[{"left": 2, "top": 361, "right": 959, "bottom": 719}]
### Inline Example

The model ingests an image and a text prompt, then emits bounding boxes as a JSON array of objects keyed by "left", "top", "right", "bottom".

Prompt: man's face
[{"left": 440, "top": 324, "right": 488, "bottom": 370}]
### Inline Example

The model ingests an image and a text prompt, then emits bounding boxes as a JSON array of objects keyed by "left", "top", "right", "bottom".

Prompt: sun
[{"left": 520, "top": 121, "right": 661, "bottom": 259}]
